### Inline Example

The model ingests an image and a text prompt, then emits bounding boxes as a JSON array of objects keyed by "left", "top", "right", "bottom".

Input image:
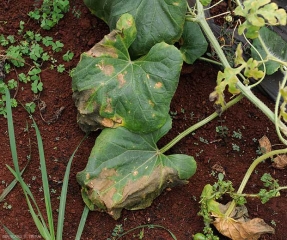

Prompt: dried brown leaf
[
  {"left": 258, "top": 135, "right": 272, "bottom": 154},
  {"left": 212, "top": 202, "right": 275, "bottom": 240},
  {"left": 272, "top": 155, "right": 287, "bottom": 169}
]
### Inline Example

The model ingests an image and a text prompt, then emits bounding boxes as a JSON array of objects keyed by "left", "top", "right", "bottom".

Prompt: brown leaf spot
[
  {"left": 87, "top": 31, "right": 118, "bottom": 58},
  {"left": 154, "top": 82, "right": 163, "bottom": 88},
  {"left": 104, "top": 98, "right": 113, "bottom": 113},
  {"left": 96, "top": 62, "right": 114, "bottom": 76},
  {"left": 85, "top": 166, "right": 188, "bottom": 220},
  {"left": 117, "top": 73, "right": 126, "bottom": 87},
  {"left": 148, "top": 100, "right": 155, "bottom": 107},
  {"left": 87, "top": 168, "right": 117, "bottom": 209},
  {"left": 101, "top": 118, "right": 115, "bottom": 128}
]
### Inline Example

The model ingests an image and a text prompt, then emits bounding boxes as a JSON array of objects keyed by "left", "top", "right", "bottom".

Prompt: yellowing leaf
[
  {"left": 234, "top": 0, "right": 287, "bottom": 38},
  {"left": 235, "top": 44, "right": 264, "bottom": 80},
  {"left": 209, "top": 67, "right": 241, "bottom": 113}
]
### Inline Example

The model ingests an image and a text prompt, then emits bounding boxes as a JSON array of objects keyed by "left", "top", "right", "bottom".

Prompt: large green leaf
[
  {"left": 72, "top": 13, "right": 183, "bottom": 133},
  {"left": 83, "top": 0, "right": 187, "bottom": 57},
  {"left": 76, "top": 118, "right": 196, "bottom": 220},
  {"left": 180, "top": 21, "right": 208, "bottom": 64},
  {"left": 251, "top": 27, "right": 287, "bottom": 75}
]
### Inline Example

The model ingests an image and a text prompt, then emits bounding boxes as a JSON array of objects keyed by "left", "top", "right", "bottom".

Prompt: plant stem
[
  {"left": 193, "top": 0, "right": 287, "bottom": 135},
  {"left": 275, "top": 70, "right": 287, "bottom": 145},
  {"left": 199, "top": 56, "right": 222, "bottom": 66},
  {"left": 160, "top": 94, "right": 243, "bottom": 154},
  {"left": 116, "top": 224, "right": 176, "bottom": 240},
  {"left": 278, "top": 186, "right": 287, "bottom": 191},
  {"left": 225, "top": 148, "right": 287, "bottom": 217}
]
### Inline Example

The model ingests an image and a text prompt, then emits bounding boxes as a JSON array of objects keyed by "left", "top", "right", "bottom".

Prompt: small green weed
[
  {"left": 232, "top": 129, "right": 242, "bottom": 139},
  {"left": 72, "top": 6, "right": 82, "bottom": 19},
  {"left": 216, "top": 125, "right": 229, "bottom": 138},
  {"left": 232, "top": 143, "right": 240, "bottom": 152},
  {"left": 0, "top": 21, "right": 74, "bottom": 116},
  {"left": 28, "top": 0, "right": 70, "bottom": 30}
]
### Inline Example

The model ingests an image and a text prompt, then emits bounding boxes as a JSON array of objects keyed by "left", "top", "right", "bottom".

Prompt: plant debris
[{"left": 213, "top": 202, "right": 275, "bottom": 240}]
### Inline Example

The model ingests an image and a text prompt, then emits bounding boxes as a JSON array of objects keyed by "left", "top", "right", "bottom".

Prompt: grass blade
[
  {"left": 1, "top": 121, "right": 31, "bottom": 202},
  {"left": 5, "top": 88, "right": 20, "bottom": 176},
  {"left": 2, "top": 224, "right": 21, "bottom": 240},
  {"left": 32, "top": 118, "right": 55, "bottom": 239},
  {"left": 6, "top": 165, "right": 51, "bottom": 239},
  {"left": 75, "top": 205, "right": 90, "bottom": 240},
  {"left": 5, "top": 88, "right": 51, "bottom": 238},
  {"left": 0, "top": 161, "right": 28, "bottom": 202},
  {"left": 56, "top": 134, "right": 88, "bottom": 240}
]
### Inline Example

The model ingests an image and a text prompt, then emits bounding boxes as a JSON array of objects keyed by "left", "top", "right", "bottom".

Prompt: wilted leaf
[
  {"left": 83, "top": 0, "right": 187, "bottom": 56},
  {"left": 258, "top": 135, "right": 272, "bottom": 154},
  {"left": 272, "top": 155, "right": 287, "bottom": 169},
  {"left": 76, "top": 117, "right": 197, "bottom": 219},
  {"left": 251, "top": 27, "right": 287, "bottom": 75},
  {"left": 180, "top": 21, "right": 208, "bottom": 64},
  {"left": 212, "top": 202, "right": 275, "bottom": 240},
  {"left": 72, "top": 14, "right": 183, "bottom": 133}
]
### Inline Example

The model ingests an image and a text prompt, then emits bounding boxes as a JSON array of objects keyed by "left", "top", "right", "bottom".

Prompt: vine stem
[
  {"left": 191, "top": 0, "right": 287, "bottom": 218},
  {"left": 192, "top": 0, "right": 287, "bottom": 135},
  {"left": 225, "top": 148, "right": 287, "bottom": 217},
  {"left": 160, "top": 94, "right": 243, "bottom": 154}
]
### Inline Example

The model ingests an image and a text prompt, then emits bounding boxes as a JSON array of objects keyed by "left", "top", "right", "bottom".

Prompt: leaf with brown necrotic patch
[
  {"left": 212, "top": 202, "right": 275, "bottom": 240},
  {"left": 76, "top": 117, "right": 196, "bottom": 219},
  {"left": 72, "top": 13, "right": 183, "bottom": 133}
]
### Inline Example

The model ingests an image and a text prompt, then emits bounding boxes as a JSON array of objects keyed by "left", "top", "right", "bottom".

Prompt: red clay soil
[{"left": 1, "top": 0, "right": 287, "bottom": 239}]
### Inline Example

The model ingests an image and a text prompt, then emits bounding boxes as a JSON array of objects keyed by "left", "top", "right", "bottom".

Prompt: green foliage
[
  {"left": 72, "top": 14, "right": 183, "bottom": 133},
  {"left": 232, "top": 129, "right": 242, "bottom": 139},
  {"left": 251, "top": 27, "right": 287, "bottom": 75},
  {"left": 180, "top": 21, "right": 208, "bottom": 64},
  {"left": 77, "top": 117, "right": 196, "bottom": 219},
  {"left": 234, "top": 0, "right": 287, "bottom": 39},
  {"left": 259, "top": 173, "right": 280, "bottom": 204},
  {"left": 83, "top": 0, "right": 187, "bottom": 57},
  {"left": 28, "top": 0, "right": 70, "bottom": 30},
  {"left": 63, "top": 50, "right": 74, "bottom": 61},
  {"left": 0, "top": 21, "right": 74, "bottom": 116},
  {"left": 25, "top": 102, "right": 36, "bottom": 114},
  {"left": 199, "top": 0, "right": 212, "bottom": 7},
  {"left": 216, "top": 125, "right": 229, "bottom": 138},
  {"left": 3, "top": 88, "right": 89, "bottom": 239}
]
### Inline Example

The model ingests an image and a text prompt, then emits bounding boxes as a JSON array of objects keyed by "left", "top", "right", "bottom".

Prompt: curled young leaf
[
  {"left": 72, "top": 13, "right": 183, "bottom": 133},
  {"left": 77, "top": 117, "right": 197, "bottom": 219}
]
